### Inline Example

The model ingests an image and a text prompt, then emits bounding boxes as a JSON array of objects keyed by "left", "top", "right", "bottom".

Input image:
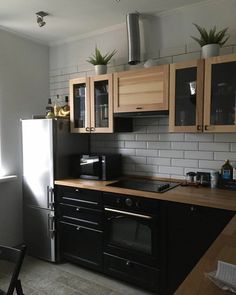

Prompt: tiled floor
[{"left": 0, "top": 256, "right": 156, "bottom": 295}]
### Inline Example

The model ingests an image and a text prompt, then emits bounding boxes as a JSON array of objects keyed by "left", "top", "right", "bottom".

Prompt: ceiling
[{"left": 0, "top": 0, "right": 208, "bottom": 46}]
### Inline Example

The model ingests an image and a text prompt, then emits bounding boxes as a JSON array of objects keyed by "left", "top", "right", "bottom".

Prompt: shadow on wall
[{"left": 140, "top": 14, "right": 162, "bottom": 60}]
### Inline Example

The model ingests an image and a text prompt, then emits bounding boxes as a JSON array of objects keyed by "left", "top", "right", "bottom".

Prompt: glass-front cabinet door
[
  {"left": 169, "top": 60, "right": 204, "bottom": 132},
  {"left": 70, "top": 77, "right": 91, "bottom": 133},
  {"left": 204, "top": 54, "right": 236, "bottom": 132},
  {"left": 90, "top": 74, "right": 113, "bottom": 133}
]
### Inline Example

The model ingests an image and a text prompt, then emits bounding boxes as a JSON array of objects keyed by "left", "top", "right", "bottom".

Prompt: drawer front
[
  {"left": 56, "top": 186, "right": 102, "bottom": 209},
  {"left": 58, "top": 203, "right": 103, "bottom": 229},
  {"left": 59, "top": 221, "right": 103, "bottom": 271},
  {"left": 103, "top": 253, "right": 159, "bottom": 292}
]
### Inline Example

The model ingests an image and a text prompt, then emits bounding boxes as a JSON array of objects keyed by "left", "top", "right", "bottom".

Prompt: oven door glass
[{"left": 105, "top": 208, "right": 155, "bottom": 255}]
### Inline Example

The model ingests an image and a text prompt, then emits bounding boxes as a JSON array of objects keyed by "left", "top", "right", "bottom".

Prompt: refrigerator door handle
[
  {"left": 48, "top": 214, "right": 55, "bottom": 239},
  {"left": 47, "top": 186, "right": 54, "bottom": 209}
]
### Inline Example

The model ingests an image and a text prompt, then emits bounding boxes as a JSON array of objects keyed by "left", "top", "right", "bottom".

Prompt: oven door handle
[{"left": 104, "top": 207, "right": 152, "bottom": 220}]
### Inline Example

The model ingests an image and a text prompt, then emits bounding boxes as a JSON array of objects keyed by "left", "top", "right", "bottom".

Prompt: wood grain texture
[
  {"left": 55, "top": 178, "right": 236, "bottom": 211},
  {"left": 174, "top": 214, "right": 236, "bottom": 295},
  {"left": 114, "top": 65, "right": 169, "bottom": 113}
]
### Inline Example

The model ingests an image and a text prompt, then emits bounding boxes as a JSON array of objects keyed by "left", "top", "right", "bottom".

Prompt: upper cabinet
[
  {"left": 70, "top": 74, "right": 113, "bottom": 133},
  {"left": 114, "top": 65, "right": 169, "bottom": 113},
  {"left": 169, "top": 60, "right": 204, "bottom": 132},
  {"left": 169, "top": 53, "right": 236, "bottom": 133},
  {"left": 204, "top": 54, "right": 236, "bottom": 132}
]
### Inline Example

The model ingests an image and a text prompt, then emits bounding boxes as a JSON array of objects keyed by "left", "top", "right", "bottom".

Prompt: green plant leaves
[
  {"left": 191, "top": 23, "right": 229, "bottom": 47},
  {"left": 87, "top": 46, "right": 117, "bottom": 65}
]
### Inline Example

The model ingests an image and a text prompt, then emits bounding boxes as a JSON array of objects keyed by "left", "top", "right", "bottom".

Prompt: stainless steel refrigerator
[{"left": 21, "top": 118, "right": 88, "bottom": 262}]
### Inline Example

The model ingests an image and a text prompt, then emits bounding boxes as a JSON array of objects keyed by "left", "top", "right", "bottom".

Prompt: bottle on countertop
[
  {"left": 63, "top": 96, "right": 70, "bottom": 112},
  {"left": 45, "top": 98, "right": 54, "bottom": 117},
  {"left": 221, "top": 159, "right": 233, "bottom": 181},
  {"left": 54, "top": 94, "right": 60, "bottom": 116}
]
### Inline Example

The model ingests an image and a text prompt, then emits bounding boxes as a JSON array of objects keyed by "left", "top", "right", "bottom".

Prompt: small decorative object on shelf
[
  {"left": 87, "top": 46, "right": 117, "bottom": 75},
  {"left": 221, "top": 159, "right": 233, "bottom": 181},
  {"left": 54, "top": 94, "right": 60, "bottom": 116},
  {"left": 45, "top": 98, "right": 54, "bottom": 118},
  {"left": 58, "top": 96, "right": 70, "bottom": 117},
  {"left": 191, "top": 23, "right": 230, "bottom": 58}
]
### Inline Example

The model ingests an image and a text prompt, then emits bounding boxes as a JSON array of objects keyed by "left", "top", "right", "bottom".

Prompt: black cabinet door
[
  {"left": 164, "top": 201, "right": 234, "bottom": 295},
  {"left": 59, "top": 221, "right": 103, "bottom": 271}
]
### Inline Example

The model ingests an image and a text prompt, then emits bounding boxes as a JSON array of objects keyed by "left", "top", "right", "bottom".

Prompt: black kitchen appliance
[
  {"left": 107, "top": 178, "right": 179, "bottom": 192},
  {"left": 70, "top": 153, "right": 121, "bottom": 180}
]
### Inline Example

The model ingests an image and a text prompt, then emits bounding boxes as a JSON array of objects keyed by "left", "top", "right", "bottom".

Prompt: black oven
[{"left": 103, "top": 192, "right": 159, "bottom": 267}]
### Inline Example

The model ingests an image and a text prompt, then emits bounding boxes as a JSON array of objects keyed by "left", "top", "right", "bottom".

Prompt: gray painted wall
[{"left": 0, "top": 29, "right": 49, "bottom": 246}]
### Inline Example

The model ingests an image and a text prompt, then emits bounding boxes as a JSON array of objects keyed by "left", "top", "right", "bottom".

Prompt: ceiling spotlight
[{"left": 36, "top": 11, "right": 48, "bottom": 27}]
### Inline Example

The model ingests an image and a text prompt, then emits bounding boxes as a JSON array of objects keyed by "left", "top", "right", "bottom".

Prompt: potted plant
[
  {"left": 87, "top": 46, "right": 117, "bottom": 75},
  {"left": 191, "top": 23, "right": 229, "bottom": 58}
]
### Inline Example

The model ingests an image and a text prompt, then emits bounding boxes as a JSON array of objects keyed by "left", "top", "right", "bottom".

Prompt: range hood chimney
[{"left": 126, "top": 13, "right": 140, "bottom": 65}]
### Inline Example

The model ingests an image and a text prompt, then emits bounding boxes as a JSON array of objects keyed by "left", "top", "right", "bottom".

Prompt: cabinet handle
[
  {"left": 85, "top": 127, "right": 90, "bottom": 132},
  {"left": 197, "top": 125, "right": 202, "bottom": 131},
  {"left": 136, "top": 107, "right": 142, "bottom": 110},
  {"left": 75, "top": 188, "right": 80, "bottom": 192},
  {"left": 90, "top": 127, "right": 95, "bottom": 131},
  {"left": 204, "top": 125, "right": 209, "bottom": 131},
  {"left": 126, "top": 260, "right": 131, "bottom": 267},
  {"left": 76, "top": 226, "right": 81, "bottom": 231},
  {"left": 76, "top": 207, "right": 80, "bottom": 211}
]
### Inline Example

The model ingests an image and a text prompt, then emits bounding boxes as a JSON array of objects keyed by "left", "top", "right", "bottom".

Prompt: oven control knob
[
  {"left": 125, "top": 198, "right": 133, "bottom": 207},
  {"left": 116, "top": 198, "right": 121, "bottom": 205}
]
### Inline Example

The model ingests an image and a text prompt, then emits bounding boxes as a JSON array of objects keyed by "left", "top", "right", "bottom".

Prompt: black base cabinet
[
  {"left": 55, "top": 186, "right": 103, "bottom": 271},
  {"left": 104, "top": 253, "right": 159, "bottom": 292},
  {"left": 59, "top": 221, "right": 103, "bottom": 271},
  {"left": 163, "top": 201, "right": 234, "bottom": 295}
]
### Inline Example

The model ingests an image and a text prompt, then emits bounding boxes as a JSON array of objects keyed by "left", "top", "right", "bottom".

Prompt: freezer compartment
[{"left": 23, "top": 205, "right": 56, "bottom": 262}]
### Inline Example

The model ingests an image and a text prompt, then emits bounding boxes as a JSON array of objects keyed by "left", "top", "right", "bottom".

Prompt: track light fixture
[{"left": 36, "top": 11, "right": 49, "bottom": 27}]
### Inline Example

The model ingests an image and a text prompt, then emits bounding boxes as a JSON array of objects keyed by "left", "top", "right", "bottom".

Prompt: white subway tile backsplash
[
  {"left": 117, "top": 148, "right": 136, "bottom": 156},
  {"left": 136, "top": 134, "right": 159, "bottom": 141},
  {"left": 173, "top": 52, "right": 201, "bottom": 63},
  {"left": 159, "top": 150, "right": 184, "bottom": 158},
  {"left": 147, "top": 141, "right": 171, "bottom": 150},
  {"left": 159, "top": 166, "right": 184, "bottom": 175},
  {"left": 214, "top": 152, "right": 236, "bottom": 161},
  {"left": 124, "top": 156, "right": 147, "bottom": 164},
  {"left": 115, "top": 133, "right": 136, "bottom": 141},
  {"left": 214, "top": 133, "right": 236, "bottom": 142},
  {"left": 171, "top": 141, "right": 198, "bottom": 150},
  {"left": 125, "top": 141, "right": 146, "bottom": 149},
  {"left": 199, "top": 142, "right": 230, "bottom": 151},
  {"left": 172, "top": 159, "right": 198, "bottom": 168},
  {"left": 136, "top": 149, "right": 158, "bottom": 157},
  {"left": 135, "top": 164, "right": 158, "bottom": 173},
  {"left": 231, "top": 143, "right": 236, "bottom": 151},
  {"left": 199, "top": 160, "right": 223, "bottom": 170},
  {"left": 147, "top": 157, "right": 171, "bottom": 166},
  {"left": 185, "top": 151, "right": 213, "bottom": 160},
  {"left": 185, "top": 133, "right": 214, "bottom": 142},
  {"left": 160, "top": 133, "right": 185, "bottom": 141}
]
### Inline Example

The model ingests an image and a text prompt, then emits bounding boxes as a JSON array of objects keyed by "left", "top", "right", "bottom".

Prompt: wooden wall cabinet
[
  {"left": 169, "top": 60, "right": 204, "bottom": 132},
  {"left": 169, "top": 53, "right": 236, "bottom": 133},
  {"left": 204, "top": 54, "right": 236, "bottom": 132},
  {"left": 114, "top": 65, "right": 169, "bottom": 113},
  {"left": 70, "top": 74, "right": 113, "bottom": 133}
]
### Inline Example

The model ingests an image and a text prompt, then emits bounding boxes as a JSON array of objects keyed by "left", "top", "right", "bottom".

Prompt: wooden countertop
[
  {"left": 174, "top": 214, "right": 236, "bottom": 295},
  {"left": 55, "top": 178, "right": 236, "bottom": 211}
]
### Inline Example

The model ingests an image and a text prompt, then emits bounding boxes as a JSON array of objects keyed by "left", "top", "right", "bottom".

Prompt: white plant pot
[
  {"left": 95, "top": 64, "right": 107, "bottom": 75},
  {"left": 201, "top": 44, "right": 220, "bottom": 59}
]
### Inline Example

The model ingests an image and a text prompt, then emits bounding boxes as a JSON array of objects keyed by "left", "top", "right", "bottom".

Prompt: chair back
[{"left": 0, "top": 245, "right": 26, "bottom": 295}]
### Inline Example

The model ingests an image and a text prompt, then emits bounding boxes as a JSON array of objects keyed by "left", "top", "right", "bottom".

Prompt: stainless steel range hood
[{"left": 126, "top": 13, "right": 140, "bottom": 65}]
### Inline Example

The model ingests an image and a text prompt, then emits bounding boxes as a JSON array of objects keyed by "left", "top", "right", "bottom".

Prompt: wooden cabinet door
[
  {"left": 90, "top": 73, "right": 113, "bottom": 133},
  {"left": 204, "top": 53, "right": 236, "bottom": 132},
  {"left": 114, "top": 65, "right": 169, "bottom": 113},
  {"left": 169, "top": 59, "right": 204, "bottom": 132},
  {"left": 69, "top": 77, "right": 91, "bottom": 133}
]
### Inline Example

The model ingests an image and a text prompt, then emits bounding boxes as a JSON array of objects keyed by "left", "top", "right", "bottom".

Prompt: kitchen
[{"left": 1, "top": 0, "right": 236, "bottom": 294}]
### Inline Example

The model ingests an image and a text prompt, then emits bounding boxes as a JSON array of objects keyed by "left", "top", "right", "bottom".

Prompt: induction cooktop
[{"left": 107, "top": 179, "right": 179, "bottom": 193}]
